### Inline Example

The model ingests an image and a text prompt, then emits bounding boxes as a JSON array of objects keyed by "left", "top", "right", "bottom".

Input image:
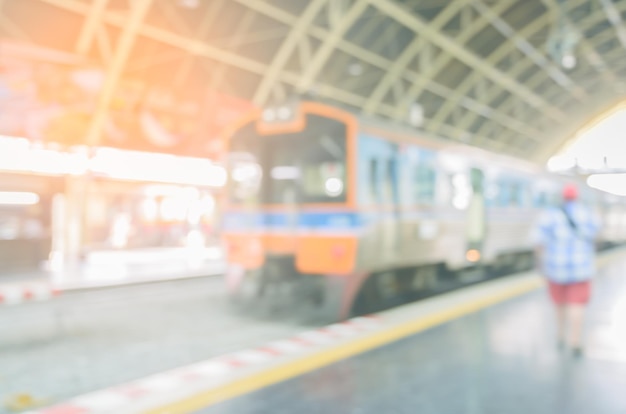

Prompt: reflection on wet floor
[
  {"left": 198, "top": 255, "right": 626, "bottom": 414},
  {"left": 0, "top": 278, "right": 309, "bottom": 414}
]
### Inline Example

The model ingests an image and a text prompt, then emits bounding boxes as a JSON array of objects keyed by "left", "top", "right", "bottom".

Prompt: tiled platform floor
[{"left": 197, "top": 256, "right": 626, "bottom": 414}]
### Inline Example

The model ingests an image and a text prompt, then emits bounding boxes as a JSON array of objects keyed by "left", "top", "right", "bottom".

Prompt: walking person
[{"left": 536, "top": 183, "right": 600, "bottom": 357}]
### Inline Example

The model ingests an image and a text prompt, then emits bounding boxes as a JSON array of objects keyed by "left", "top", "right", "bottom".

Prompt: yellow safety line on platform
[
  {"left": 146, "top": 276, "right": 544, "bottom": 414},
  {"left": 146, "top": 247, "right": 626, "bottom": 414}
]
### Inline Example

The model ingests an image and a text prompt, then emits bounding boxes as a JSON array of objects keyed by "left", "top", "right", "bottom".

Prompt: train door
[
  {"left": 466, "top": 167, "right": 487, "bottom": 262},
  {"left": 381, "top": 145, "right": 400, "bottom": 263}
]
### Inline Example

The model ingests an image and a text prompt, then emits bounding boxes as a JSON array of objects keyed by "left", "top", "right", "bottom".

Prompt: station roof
[{"left": 3, "top": 0, "right": 626, "bottom": 163}]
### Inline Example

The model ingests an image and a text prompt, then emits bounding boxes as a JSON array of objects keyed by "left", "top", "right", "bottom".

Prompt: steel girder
[
  {"left": 253, "top": 0, "right": 329, "bottom": 105},
  {"left": 444, "top": 0, "right": 626, "bottom": 153},
  {"left": 84, "top": 0, "right": 154, "bottom": 147},
  {"left": 30, "top": 0, "right": 626, "bottom": 160},
  {"left": 370, "top": 0, "right": 567, "bottom": 121},
  {"left": 236, "top": 0, "right": 550, "bottom": 144}
]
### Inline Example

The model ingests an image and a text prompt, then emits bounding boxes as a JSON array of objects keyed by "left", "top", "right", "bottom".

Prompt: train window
[
  {"left": 485, "top": 181, "right": 499, "bottom": 206},
  {"left": 415, "top": 164, "right": 436, "bottom": 203},
  {"left": 497, "top": 179, "right": 525, "bottom": 207},
  {"left": 384, "top": 158, "right": 399, "bottom": 205},
  {"left": 496, "top": 180, "right": 510, "bottom": 207},
  {"left": 369, "top": 159, "right": 379, "bottom": 202},
  {"left": 534, "top": 191, "right": 548, "bottom": 208},
  {"left": 228, "top": 122, "right": 263, "bottom": 205},
  {"left": 510, "top": 182, "right": 523, "bottom": 207},
  {"left": 230, "top": 115, "right": 348, "bottom": 204}
]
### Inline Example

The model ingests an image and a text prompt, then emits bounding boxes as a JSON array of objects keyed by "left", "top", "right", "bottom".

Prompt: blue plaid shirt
[{"left": 536, "top": 201, "right": 600, "bottom": 284}]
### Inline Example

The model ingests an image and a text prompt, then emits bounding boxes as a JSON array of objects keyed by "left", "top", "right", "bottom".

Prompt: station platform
[
  {"left": 0, "top": 246, "right": 224, "bottom": 297},
  {"left": 23, "top": 247, "right": 626, "bottom": 414},
  {"left": 193, "top": 251, "right": 626, "bottom": 414}
]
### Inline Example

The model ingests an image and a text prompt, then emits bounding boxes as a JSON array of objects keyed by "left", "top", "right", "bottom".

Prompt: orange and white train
[{"left": 220, "top": 101, "right": 626, "bottom": 323}]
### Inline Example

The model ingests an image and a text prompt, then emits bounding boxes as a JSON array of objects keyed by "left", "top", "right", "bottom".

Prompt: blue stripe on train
[
  {"left": 222, "top": 211, "right": 364, "bottom": 231},
  {"left": 221, "top": 208, "right": 531, "bottom": 232},
  {"left": 222, "top": 210, "right": 454, "bottom": 231}
]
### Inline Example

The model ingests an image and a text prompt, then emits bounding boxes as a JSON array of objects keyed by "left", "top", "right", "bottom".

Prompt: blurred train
[{"left": 221, "top": 101, "right": 626, "bottom": 323}]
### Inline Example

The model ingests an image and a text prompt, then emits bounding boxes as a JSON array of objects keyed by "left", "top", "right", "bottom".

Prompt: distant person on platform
[{"left": 536, "top": 184, "right": 600, "bottom": 357}]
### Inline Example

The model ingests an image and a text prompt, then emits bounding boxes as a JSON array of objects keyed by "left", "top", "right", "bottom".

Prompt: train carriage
[{"left": 220, "top": 101, "right": 625, "bottom": 323}]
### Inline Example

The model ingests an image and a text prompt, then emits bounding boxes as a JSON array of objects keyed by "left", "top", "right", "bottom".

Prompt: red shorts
[{"left": 548, "top": 281, "right": 591, "bottom": 305}]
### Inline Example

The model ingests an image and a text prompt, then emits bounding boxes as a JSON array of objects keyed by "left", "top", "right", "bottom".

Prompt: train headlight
[
  {"left": 277, "top": 107, "right": 292, "bottom": 120},
  {"left": 262, "top": 108, "right": 276, "bottom": 122},
  {"left": 466, "top": 249, "right": 481, "bottom": 262},
  {"left": 325, "top": 177, "right": 344, "bottom": 197}
]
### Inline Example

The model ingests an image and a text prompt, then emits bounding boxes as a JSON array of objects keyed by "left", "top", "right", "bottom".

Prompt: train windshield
[{"left": 229, "top": 114, "right": 347, "bottom": 205}]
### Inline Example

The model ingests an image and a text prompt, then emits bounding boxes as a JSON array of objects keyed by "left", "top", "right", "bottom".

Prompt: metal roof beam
[
  {"left": 448, "top": 0, "right": 626, "bottom": 131},
  {"left": 206, "top": 9, "right": 258, "bottom": 94},
  {"left": 84, "top": 0, "right": 153, "bottom": 147},
  {"left": 467, "top": 0, "right": 626, "bottom": 145},
  {"left": 430, "top": 10, "right": 560, "bottom": 140},
  {"left": 36, "top": 0, "right": 272, "bottom": 79},
  {"left": 370, "top": 0, "right": 566, "bottom": 122},
  {"left": 531, "top": 91, "right": 621, "bottom": 163},
  {"left": 94, "top": 22, "right": 113, "bottom": 61},
  {"left": 429, "top": 83, "right": 542, "bottom": 141},
  {"left": 541, "top": 0, "right": 617, "bottom": 84},
  {"left": 172, "top": 0, "right": 226, "bottom": 88},
  {"left": 598, "top": 0, "right": 626, "bottom": 51},
  {"left": 296, "top": 0, "right": 369, "bottom": 94},
  {"left": 233, "top": 0, "right": 538, "bottom": 138},
  {"left": 32, "top": 0, "right": 386, "bottom": 121},
  {"left": 362, "top": 0, "right": 467, "bottom": 115},
  {"left": 75, "top": 0, "right": 110, "bottom": 55},
  {"left": 253, "top": 0, "right": 328, "bottom": 105},
  {"left": 472, "top": 0, "right": 587, "bottom": 100},
  {"left": 388, "top": 0, "right": 520, "bottom": 121}
]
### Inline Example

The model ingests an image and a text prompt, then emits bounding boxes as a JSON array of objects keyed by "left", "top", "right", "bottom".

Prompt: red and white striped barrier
[
  {"left": 25, "top": 315, "right": 382, "bottom": 414},
  {"left": 0, "top": 283, "right": 59, "bottom": 306}
]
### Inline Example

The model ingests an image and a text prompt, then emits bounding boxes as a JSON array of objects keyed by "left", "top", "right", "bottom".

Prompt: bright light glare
[
  {"left": 561, "top": 54, "right": 577, "bottom": 70},
  {"left": 325, "top": 177, "right": 343, "bottom": 196},
  {"left": 141, "top": 198, "right": 159, "bottom": 221},
  {"left": 452, "top": 173, "right": 469, "bottom": 188},
  {"left": 587, "top": 174, "right": 626, "bottom": 196},
  {"left": 608, "top": 296, "right": 626, "bottom": 345},
  {"left": 0, "top": 136, "right": 225, "bottom": 186},
  {"left": 187, "top": 196, "right": 215, "bottom": 224},
  {"left": 453, "top": 195, "right": 470, "bottom": 210},
  {"left": 160, "top": 198, "right": 188, "bottom": 221},
  {"left": 271, "top": 166, "right": 300, "bottom": 180},
  {"left": 143, "top": 185, "right": 199, "bottom": 199},
  {"left": 0, "top": 191, "right": 39, "bottom": 205},
  {"left": 185, "top": 230, "right": 205, "bottom": 248},
  {"left": 232, "top": 163, "right": 261, "bottom": 182},
  {"left": 0, "top": 136, "right": 88, "bottom": 176},
  {"left": 552, "top": 107, "right": 626, "bottom": 172},
  {"left": 90, "top": 148, "right": 226, "bottom": 187},
  {"left": 547, "top": 154, "right": 577, "bottom": 172}
]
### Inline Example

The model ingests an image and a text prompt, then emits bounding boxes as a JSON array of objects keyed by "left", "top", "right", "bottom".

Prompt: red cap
[{"left": 563, "top": 184, "right": 578, "bottom": 201}]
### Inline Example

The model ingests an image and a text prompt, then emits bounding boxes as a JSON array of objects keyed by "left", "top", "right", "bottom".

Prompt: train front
[{"left": 222, "top": 102, "right": 358, "bottom": 323}]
